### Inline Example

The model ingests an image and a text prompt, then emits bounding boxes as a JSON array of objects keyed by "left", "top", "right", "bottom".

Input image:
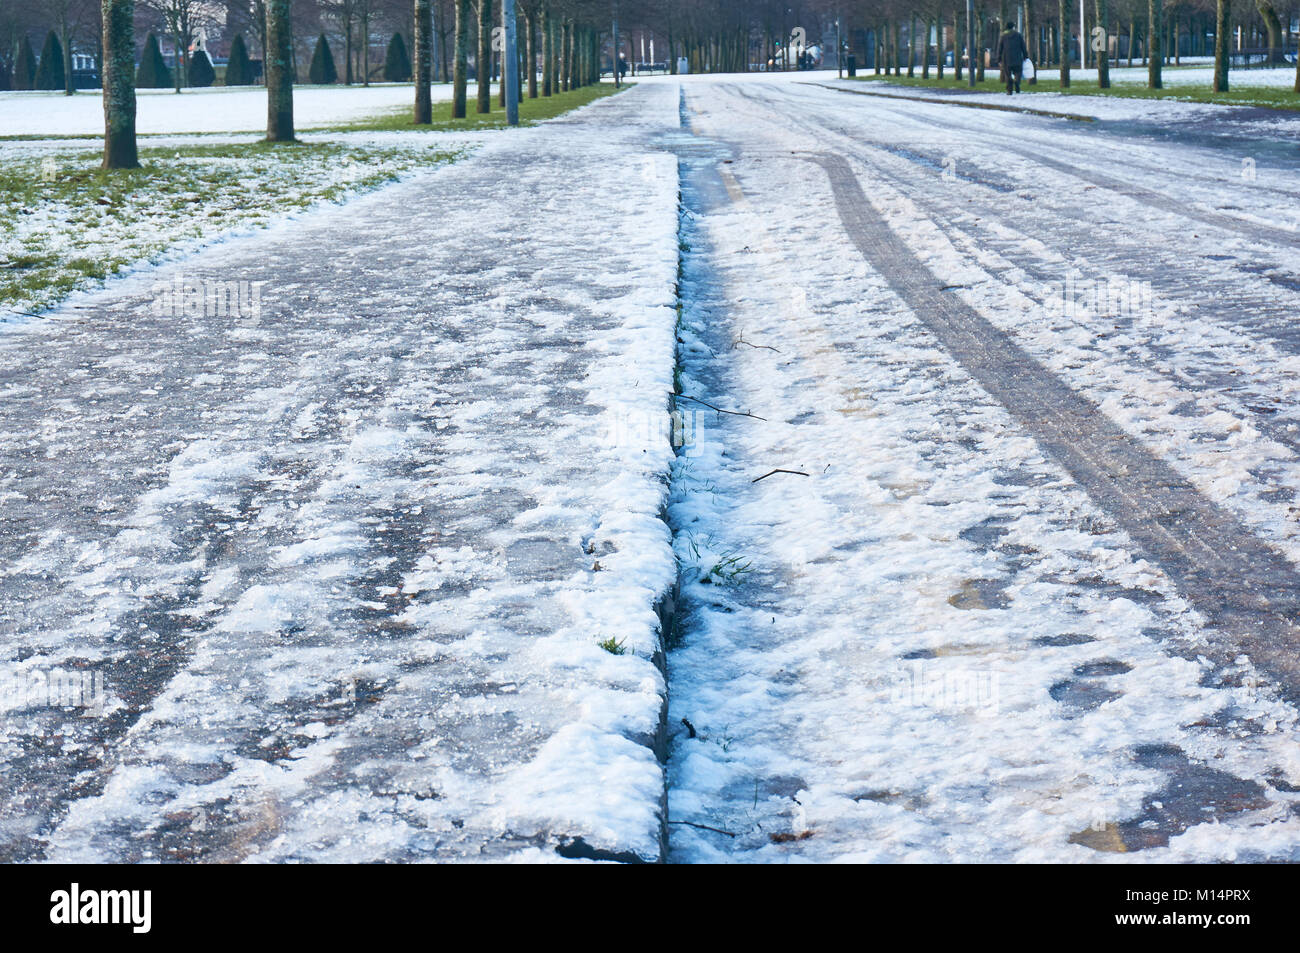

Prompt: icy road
[{"left": 6, "top": 75, "right": 1300, "bottom": 862}]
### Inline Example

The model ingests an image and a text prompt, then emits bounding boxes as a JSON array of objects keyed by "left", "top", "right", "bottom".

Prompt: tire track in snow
[
  {"left": 806, "top": 82, "right": 1300, "bottom": 248},
  {"left": 814, "top": 152, "right": 1300, "bottom": 703},
  {"left": 727, "top": 81, "right": 1300, "bottom": 580}
]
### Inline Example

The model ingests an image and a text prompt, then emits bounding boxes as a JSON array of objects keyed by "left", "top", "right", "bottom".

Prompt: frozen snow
[
  {"left": 0, "top": 82, "right": 469, "bottom": 138},
  {"left": 664, "top": 76, "right": 1300, "bottom": 862}
]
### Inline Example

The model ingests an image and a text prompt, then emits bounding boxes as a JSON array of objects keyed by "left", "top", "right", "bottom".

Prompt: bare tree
[
  {"left": 321, "top": 0, "right": 359, "bottom": 81},
  {"left": 358, "top": 0, "right": 374, "bottom": 82},
  {"left": 44, "top": 0, "right": 95, "bottom": 94}
]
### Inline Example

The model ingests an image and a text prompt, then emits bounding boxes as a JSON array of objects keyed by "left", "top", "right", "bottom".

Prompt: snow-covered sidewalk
[{"left": 0, "top": 85, "right": 682, "bottom": 862}]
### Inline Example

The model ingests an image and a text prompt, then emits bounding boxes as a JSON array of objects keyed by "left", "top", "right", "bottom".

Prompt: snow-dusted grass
[
  {"left": 0, "top": 85, "right": 628, "bottom": 322},
  {"left": 318, "top": 83, "right": 627, "bottom": 132},
  {"left": 0, "top": 83, "right": 459, "bottom": 138},
  {"left": 854, "top": 69, "right": 1300, "bottom": 110},
  {"left": 1, "top": 139, "right": 462, "bottom": 319}
]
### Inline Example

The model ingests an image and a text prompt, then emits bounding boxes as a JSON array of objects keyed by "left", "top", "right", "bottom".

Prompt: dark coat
[{"left": 998, "top": 29, "right": 1029, "bottom": 71}]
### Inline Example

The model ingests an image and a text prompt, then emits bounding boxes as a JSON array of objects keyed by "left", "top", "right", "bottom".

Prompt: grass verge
[
  {"left": 852, "top": 72, "right": 1300, "bottom": 111},
  {"left": 1, "top": 139, "right": 461, "bottom": 319},
  {"left": 318, "top": 82, "right": 628, "bottom": 132},
  {"left": 1, "top": 83, "right": 623, "bottom": 319}
]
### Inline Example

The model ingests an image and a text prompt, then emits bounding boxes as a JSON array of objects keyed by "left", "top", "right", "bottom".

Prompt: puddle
[
  {"left": 1071, "top": 744, "right": 1271, "bottom": 852},
  {"left": 958, "top": 517, "right": 1010, "bottom": 549},
  {"left": 948, "top": 578, "right": 1010, "bottom": 610},
  {"left": 1049, "top": 678, "right": 1122, "bottom": 714},
  {"left": 1032, "top": 633, "right": 1096, "bottom": 647},
  {"left": 1073, "top": 659, "right": 1133, "bottom": 678}
]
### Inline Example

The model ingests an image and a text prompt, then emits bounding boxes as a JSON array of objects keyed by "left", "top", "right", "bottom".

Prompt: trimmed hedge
[
  {"left": 136, "top": 33, "right": 172, "bottom": 88},
  {"left": 189, "top": 48, "right": 215, "bottom": 87},
  {"left": 308, "top": 34, "right": 338, "bottom": 85},
  {"left": 383, "top": 33, "right": 411, "bottom": 82},
  {"left": 225, "top": 34, "right": 253, "bottom": 85},
  {"left": 13, "top": 35, "right": 37, "bottom": 90},
  {"left": 34, "top": 31, "right": 65, "bottom": 90}
]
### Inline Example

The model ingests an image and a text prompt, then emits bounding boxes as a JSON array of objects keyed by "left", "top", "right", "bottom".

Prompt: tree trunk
[
  {"left": 265, "top": 0, "right": 295, "bottom": 140},
  {"left": 362, "top": 14, "right": 370, "bottom": 85},
  {"left": 542, "top": 4, "right": 552, "bottom": 95},
  {"left": 453, "top": 0, "right": 469, "bottom": 116},
  {"left": 172, "top": 30, "right": 183, "bottom": 92},
  {"left": 525, "top": 5, "right": 537, "bottom": 96},
  {"left": 564, "top": 19, "right": 574, "bottom": 89},
  {"left": 60, "top": 18, "right": 74, "bottom": 95},
  {"left": 344, "top": 20, "right": 353, "bottom": 84},
  {"left": 1214, "top": 0, "right": 1229, "bottom": 91},
  {"left": 1096, "top": 0, "right": 1110, "bottom": 87},
  {"left": 1148, "top": 0, "right": 1162, "bottom": 87},
  {"left": 954, "top": 13, "right": 962, "bottom": 79},
  {"left": 1256, "top": 1, "right": 1283, "bottom": 63},
  {"left": 908, "top": 15, "right": 916, "bottom": 76},
  {"left": 1060, "top": 0, "right": 1071, "bottom": 86},
  {"left": 499, "top": 4, "right": 507, "bottom": 107},
  {"left": 414, "top": 0, "right": 432, "bottom": 122},
  {"left": 1026, "top": 0, "right": 1037, "bottom": 82},
  {"left": 562, "top": 19, "right": 570, "bottom": 89},
  {"left": 101, "top": 0, "right": 138, "bottom": 168},
  {"left": 477, "top": 0, "right": 491, "bottom": 112}
]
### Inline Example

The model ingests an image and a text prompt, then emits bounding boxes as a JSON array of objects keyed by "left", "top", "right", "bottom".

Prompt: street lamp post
[{"left": 504, "top": 0, "right": 519, "bottom": 125}]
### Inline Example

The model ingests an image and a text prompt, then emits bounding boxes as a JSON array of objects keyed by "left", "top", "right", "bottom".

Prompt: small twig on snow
[
  {"left": 667, "top": 820, "right": 738, "bottom": 837},
  {"left": 752, "top": 469, "right": 811, "bottom": 484},
  {"left": 675, "top": 394, "right": 767, "bottom": 421}
]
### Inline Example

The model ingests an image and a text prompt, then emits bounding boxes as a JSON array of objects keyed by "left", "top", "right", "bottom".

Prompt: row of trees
[
  {"left": 829, "top": 0, "right": 1298, "bottom": 92},
  {"left": 96, "top": 0, "right": 621, "bottom": 168},
  {"left": 609, "top": 0, "right": 1300, "bottom": 93},
  {"left": 20, "top": 0, "right": 1297, "bottom": 170},
  {"left": 1, "top": 0, "right": 429, "bottom": 93}
]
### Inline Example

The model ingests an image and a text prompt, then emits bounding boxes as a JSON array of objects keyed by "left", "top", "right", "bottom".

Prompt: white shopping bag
[{"left": 1022, "top": 57, "right": 1035, "bottom": 80}]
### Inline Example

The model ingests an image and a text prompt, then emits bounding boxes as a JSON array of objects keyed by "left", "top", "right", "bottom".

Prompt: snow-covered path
[
  {"left": 663, "top": 77, "right": 1300, "bottom": 861},
  {"left": 9, "top": 71, "right": 1300, "bottom": 864},
  {"left": 0, "top": 86, "right": 681, "bottom": 862}
]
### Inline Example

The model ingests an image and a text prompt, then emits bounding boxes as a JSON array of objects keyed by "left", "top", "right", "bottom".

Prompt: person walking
[{"left": 997, "top": 22, "right": 1029, "bottom": 94}]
